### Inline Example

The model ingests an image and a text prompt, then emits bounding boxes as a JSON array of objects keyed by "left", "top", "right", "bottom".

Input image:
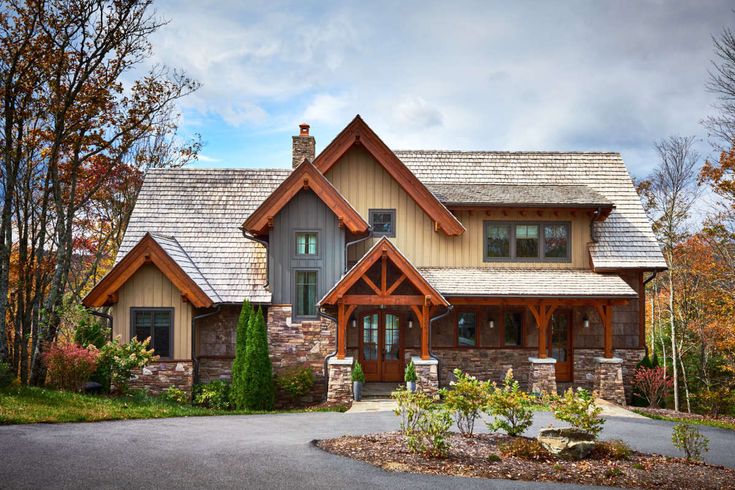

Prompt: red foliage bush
[
  {"left": 45, "top": 343, "right": 99, "bottom": 392},
  {"left": 633, "top": 366, "right": 673, "bottom": 408}
]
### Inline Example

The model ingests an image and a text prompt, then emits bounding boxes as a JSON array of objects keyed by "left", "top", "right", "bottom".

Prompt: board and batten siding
[
  {"left": 269, "top": 189, "right": 346, "bottom": 309},
  {"left": 326, "top": 146, "right": 592, "bottom": 269},
  {"left": 111, "top": 264, "right": 192, "bottom": 359}
]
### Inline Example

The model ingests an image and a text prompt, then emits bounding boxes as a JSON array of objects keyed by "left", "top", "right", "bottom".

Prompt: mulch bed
[
  {"left": 635, "top": 407, "right": 735, "bottom": 427},
  {"left": 316, "top": 432, "right": 735, "bottom": 489}
]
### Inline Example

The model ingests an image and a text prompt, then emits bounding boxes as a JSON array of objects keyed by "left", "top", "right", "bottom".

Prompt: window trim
[
  {"left": 130, "top": 307, "right": 174, "bottom": 359},
  {"left": 369, "top": 208, "right": 396, "bottom": 237},
  {"left": 483, "top": 220, "right": 571, "bottom": 263},
  {"left": 294, "top": 230, "right": 320, "bottom": 258},
  {"left": 293, "top": 269, "right": 319, "bottom": 321},
  {"left": 455, "top": 310, "right": 479, "bottom": 347}
]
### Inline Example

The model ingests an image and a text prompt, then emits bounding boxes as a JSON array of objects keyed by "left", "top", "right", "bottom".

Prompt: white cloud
[
  {"left": 303, "top": 93, "right": 351, "bottom": 124},
  {"left": 394, "top": 96, "right": 443, "bottom": 129}
]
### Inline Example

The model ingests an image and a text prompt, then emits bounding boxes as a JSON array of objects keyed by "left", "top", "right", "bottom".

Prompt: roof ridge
[{"left": 393, "top": 150, "right": 622, "bottom": 155}]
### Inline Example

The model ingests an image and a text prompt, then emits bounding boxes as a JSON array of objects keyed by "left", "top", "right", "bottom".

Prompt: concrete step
[{"left": 362, "top": 382, "right": 402, "bottom": 399}]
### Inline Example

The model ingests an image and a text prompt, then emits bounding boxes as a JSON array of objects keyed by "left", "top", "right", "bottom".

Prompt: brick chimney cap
[{"left": 299, "top": 123, "right": 310, "bottom": 136}]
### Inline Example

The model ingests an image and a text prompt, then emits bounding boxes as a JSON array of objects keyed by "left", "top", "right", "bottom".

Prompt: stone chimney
[{"left": 292, "top": 123, "right": 315, "bottom": 168}]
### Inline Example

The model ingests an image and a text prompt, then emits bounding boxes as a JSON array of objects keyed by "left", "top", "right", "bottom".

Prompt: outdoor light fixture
[
  {"left": 583, "top": 315, "right": 590, "bottom": 329},
  {"left": 351, "top": 318, "right": 356, "bottom": 328},
  {"left": 408, "top": 319, "right": 413, "bottom": 329},
  {"left": 488, "top": 318, "right": 495, "bottom": 329}
]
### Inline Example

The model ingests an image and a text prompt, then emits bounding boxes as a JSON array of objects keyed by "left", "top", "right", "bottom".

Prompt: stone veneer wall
[
  {"left": 130, "top": 360, "right": 193, "bottom": 397},
  {"left": 423, "top": 348, "right": 536, "bottom": 389},
  {"left": 574, "top": 348, "right": 644, "bottom": 403}
]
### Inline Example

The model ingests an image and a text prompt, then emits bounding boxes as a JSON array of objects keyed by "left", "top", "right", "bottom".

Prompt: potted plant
[
  {"left": 352, "top": 361, "right": 365, "bottom": 401},
  {"left": 404, "top": 360, "right": 417, "bottom": 392}
]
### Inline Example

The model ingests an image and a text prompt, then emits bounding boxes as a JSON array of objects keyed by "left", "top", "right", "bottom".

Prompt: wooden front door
[
  {"left": 359, "top": 311, "right": 403, "bottom": 382},
  {"left": 549, "top": 310, "right": 573, "bottom": 382}
]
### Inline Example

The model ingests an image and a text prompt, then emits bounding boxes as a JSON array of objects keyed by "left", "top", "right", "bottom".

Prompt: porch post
[
  {"left": 595, "top": 303, "right": 613, "bottom": 358},
  {"left": 529, "top": 303, "right": 557, "bottom": 359},
  {"left": 421, "top": 303, "right": 430, "bottom": 360},
  {"left": 337, "top": 301, "right": 346, "bottom": 359}
]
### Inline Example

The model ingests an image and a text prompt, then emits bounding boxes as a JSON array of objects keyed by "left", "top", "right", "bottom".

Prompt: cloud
[
  {"left": 196, "top": 154, "right": 221, "bottom": 163},
  {"left": 303, "top": 93, "right": 351, "bottom": 125},
  {"left": 394, "top": 96, "right": 444, "bottom": 129}
]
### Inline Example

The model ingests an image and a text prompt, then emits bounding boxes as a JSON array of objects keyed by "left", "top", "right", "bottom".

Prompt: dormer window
[
  {"left": 484, "top": 221, "right": 571, "bottom": 262},
  {"left": 369, "top": 209, "right": 396, "bottom": 237},
  {"left": 295, "top": 231, "right": 318, "bottom": 256}
]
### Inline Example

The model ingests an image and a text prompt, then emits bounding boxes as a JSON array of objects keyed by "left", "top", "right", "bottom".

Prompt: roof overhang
[
  {"left": 82, "top": 233, "right": 215, "bottom": 308},
  {"left": 242, "top": 159, "right": 369, "bottom": 236},
  {"left": 313, "top": 115, "right": 465, "bottom": 236}
]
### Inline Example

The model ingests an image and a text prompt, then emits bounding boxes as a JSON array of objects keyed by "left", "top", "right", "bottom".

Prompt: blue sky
[{"left": 146, "top": 0, "right": 733, "bottom": 179}]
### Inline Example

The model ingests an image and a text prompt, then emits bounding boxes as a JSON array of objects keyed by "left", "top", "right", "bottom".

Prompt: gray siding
[{"left": 269, "top": 190, "right": 345, "bottom": 315}]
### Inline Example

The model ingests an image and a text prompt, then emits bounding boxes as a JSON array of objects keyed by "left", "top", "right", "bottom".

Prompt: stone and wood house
[{"left": 83, "top": 116, "right": 666, "bottom": 404}]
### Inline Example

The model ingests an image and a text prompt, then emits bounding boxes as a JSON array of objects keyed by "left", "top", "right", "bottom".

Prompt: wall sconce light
[
  {"left": 351, "top": 318, "right": 356, "bottom": 328},
  {"left": 488, "top": 318, "right": 495, "bottom": 329},
  {"left": 583, "top": 315, "right": 590, "bottom": 329},
  {"left": 408, "top": 319, "right": 413, "bottom": 329}
]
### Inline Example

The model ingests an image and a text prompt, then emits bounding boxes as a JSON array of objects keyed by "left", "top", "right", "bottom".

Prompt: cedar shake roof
[
  {"left": 428, "top": 183, "right": 613, "bottom": 208},
  {"left": 117, "top": 168, "right": 290, "bottom": 303},
  {"left": 396, "top": 151, "right": 666, "bottom": 270},
  {"left": 418, "top": 267, "right": 638, "bottom": 298}
]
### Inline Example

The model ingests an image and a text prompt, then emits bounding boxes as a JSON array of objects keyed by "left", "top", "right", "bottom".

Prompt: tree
[
  {"left": 704, "top": 25, "right": 735, "bottom": 148},
  {"left": 230, "top": 300, "right": 252, "bottom": 410},
  {"left": 242, "top": 307, "right": 274, "bottom": 411}
]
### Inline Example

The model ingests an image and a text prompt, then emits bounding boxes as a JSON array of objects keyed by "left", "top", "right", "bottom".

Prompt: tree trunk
[
  {"left": 679, "top": 341, "right": 691, "bottom": 413},
  {"left": 668, "top": 266, "right": 679, "bottom": 412}
]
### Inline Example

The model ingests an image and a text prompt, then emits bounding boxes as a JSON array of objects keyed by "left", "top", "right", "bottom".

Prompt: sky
[{"left": 144, "top": 0, "right": 734, "bottom": 179}]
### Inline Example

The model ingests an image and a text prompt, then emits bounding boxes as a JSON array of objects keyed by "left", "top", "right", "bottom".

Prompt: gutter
[
  {"left": 344, "top": 227, "right": 373, "bottom": 273},
  {"left": 643, "top": 271, "right": 658, "bottom": 285},
  {"left": 428, "top": 305, "right": 453, "bottom": 362},
  {"left": 241, "top": 228, "right": 270, "bottom": 290},
  {"left": 191, "top": 305, "right": 222, "bottom": 386},
  {"left": 319, "top": 308, "right": 339, "bottom": 398},
  {"left": 89, "top": 309, "right": 113, "bottom": 341}
]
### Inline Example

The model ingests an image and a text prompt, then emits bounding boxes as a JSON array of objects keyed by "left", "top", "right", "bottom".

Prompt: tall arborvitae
[
  {"left": 230, "top": 300, "right": 253, "bottom": 410},
  {"left": 242, "top": 307, "right": 274, "bottom": 410}
]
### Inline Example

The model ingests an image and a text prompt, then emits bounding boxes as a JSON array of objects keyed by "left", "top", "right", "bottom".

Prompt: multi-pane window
[
  {"left": 484, "top": 221, "right": 570, "bottom": 261},
  {"left": 369, "top": 209, "right": 396, "bottom": 237},
  {"left": 295, "top": 232, "right": 318, "bottom": 256},
  {"left": 504, "top": 310, "right": 523, "bottom": 347},
  {"left": 457, "top": 312, "right": 477, "bottom": 346},
  {"left": 132, "top": 309, "right": 172, "bottom": 358},
  {"left": 295, "top": 270, "right": 318, "bottom": 318}
]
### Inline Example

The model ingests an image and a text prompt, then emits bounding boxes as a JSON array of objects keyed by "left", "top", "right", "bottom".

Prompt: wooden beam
[
  {"left": 594, "top": 304, "right": 614, "bottom": 358},
  {"left": 421, "top": 304, "right": 430, "bottom": 360},
  {"left": 360, "top": 275, "right": 382, "bottom": 296},
  {"left": 386, "top": 274, "right": 407, "bottom": 296},
  {"left": 449, "top": 297, "right": 630, "bottom": 307},
  {"left": 342, "top": 295, "right": 426, "bottom": 305},
  {"left": 381, "top": 254, "right": 387, "bottom": 293},
  {"left": 337, "top": 301, "right": 346, "bottom": 359}
]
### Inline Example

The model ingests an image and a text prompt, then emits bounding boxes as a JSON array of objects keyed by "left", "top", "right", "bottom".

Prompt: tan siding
[
  {"left": 111, "top": 264, "right": 192, "bottom": 359},
  {"left": 327, "top": 146, "right": 591, "bottom": 269}
]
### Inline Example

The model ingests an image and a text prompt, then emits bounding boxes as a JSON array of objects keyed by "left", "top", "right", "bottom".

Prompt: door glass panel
[
  {"left": 362, "top": 314, "right": 379, "bottom": 360},
  {"left": 384, "top": 314, "right": 400, "bottom": 360},
  {"left": 551, "top": 312, "right": 569, "bottom": 362}
]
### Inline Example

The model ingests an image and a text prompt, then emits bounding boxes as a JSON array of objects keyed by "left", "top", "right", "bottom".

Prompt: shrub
[
  {"left": 498, "top": 438, "right": 550, "bottom": 461},
  {"left": 0, "top": 360, "right": 15, "bottom": 388},
  {"left": 276, "top": 366, "right": 315, "bottom": 400},
  {"left": 440, "top": 368, "right": 490, "bottom": 437},
  {"left": 485, "top": 369, "right": 534, "bottom": 437},
  {"left": 633, "top": 366, "right": 673, "bottom": 408},
  {"left": 406, "top": 406, "right": 453, "bottom": 458},
  {"left": 672, "top": 422, "right": 709, "bottom": 461},
  {"left": 393, "top": 387, "right": 434, "bottom": 433},
  {"left": 547, "top": 388, "right": 605, "bottom": 438},
  {"left": 230, "top": 300, "right": 253, "bottom": 410},
  {"left": 161, "top": 386, "right": 189, "bottom": 404},
  {"left": 45, "top": 343, "right": 99, "bottom": 392},
  {"left": 592, "top": 440, "right": 633, "bottom": 460},
  {"left": 693, "top": 387, "right": 735, "bottom": 417},
  {"left": 74, "top": 314, "right": 110, "bottom": 349},
  {"left": 404, "top": 360, "right": 417, "bottom": 383},
  {"left": 98, "top": 336, "right": 157, "bottom": 393},
  {"left": 193, "top": 380, "right": 231, "bottom": 410},
  {"left": 241, "top": 307, "right": 274, "bottom": 410},
  {"left": 351, "top": 361, "right": 365, "bottom": 383}
]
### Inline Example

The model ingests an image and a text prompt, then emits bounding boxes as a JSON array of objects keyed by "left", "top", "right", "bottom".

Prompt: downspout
[
  {"left": 89, "top": 309, "right": 113, "bottom": 341},
  {"left": 428, "top": 305, "right": 453, "bottom": 361},
  {"left": 241, "top": 228, "right": 270, "bottom": 290},
  {"left": 191, "top": 305, "right": 221, "bottom": 386},
  {"left": 319, "top": 308, "right": 339, "bottom": 398},
  {"left": 344, "top": 227, "right": 373, "bottom": 273}
]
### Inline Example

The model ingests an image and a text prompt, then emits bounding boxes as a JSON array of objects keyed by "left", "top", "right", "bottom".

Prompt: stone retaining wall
[
  {"left": 574, "top": 348, "right": 644, "bottom": 402},
  {"left": 427, "top": 348, "right": 536, "bottom": 388},
  {"left": 130, "top": 360, "right": 193, "bottom": 397}
]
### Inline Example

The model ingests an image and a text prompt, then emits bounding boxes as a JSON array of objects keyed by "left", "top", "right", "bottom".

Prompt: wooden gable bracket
[
  {"left": 528, "top": 302, "right": 559, "bottom": 359},
  {"left": 303, "top": 177, "right": 310, "bottom": 190}
]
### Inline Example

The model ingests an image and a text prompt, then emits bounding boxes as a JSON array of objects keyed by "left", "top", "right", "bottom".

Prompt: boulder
[{"left": 537, "top": 427, "right": 595, "bottom": 460}]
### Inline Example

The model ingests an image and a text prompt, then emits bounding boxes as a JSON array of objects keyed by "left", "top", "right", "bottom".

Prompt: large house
[{"left": 83, "top": 116, "right": 666, "bottom": 405}]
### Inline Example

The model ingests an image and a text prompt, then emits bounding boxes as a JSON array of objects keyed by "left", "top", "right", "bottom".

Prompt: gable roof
[
  {"left": 313, "top": 116, "right": 465, "bottom": 236},
  {"left": 83, "top": 233, "right": 217, "bottom": 308},
  {"left": 242, "top": 159, "right": 369, "bottom": 236},
  {"left": 320, "top": 237, "right": 449, "bottom": 307},
  {"left": 396, "top": 151, "right": 666, "bottom": 270},
  {"left": 115, "top": 167, "right": 291, "bottom": 303},
  {"left": 429, "top": 183, "right": 613, "bottom": 209}
]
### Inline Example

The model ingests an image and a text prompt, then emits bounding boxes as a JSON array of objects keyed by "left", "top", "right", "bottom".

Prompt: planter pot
[
  {"left": 406, "top": 381, "right": 417, "bottom": 392},
  {"left": 353, "top": 381, "right": 363, "bottom": 401}
]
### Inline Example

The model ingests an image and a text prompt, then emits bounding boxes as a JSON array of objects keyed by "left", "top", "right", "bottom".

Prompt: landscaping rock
[{"left": 537, "top": 427, "right": 595, "bottom": 460}]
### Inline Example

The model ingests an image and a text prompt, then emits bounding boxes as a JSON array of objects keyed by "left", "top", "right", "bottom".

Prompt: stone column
[
  {"left": 412, "top": 356, "right": 439, "bottom": 395},
  {"left": 528, "top": 357, "right": 557, "bottom": 395},
  {"left": 594, "top": 357, "right": 626, "bottom": 405},
  {"left": 326, "top": 356, "right": 354, "bottom": 403}
]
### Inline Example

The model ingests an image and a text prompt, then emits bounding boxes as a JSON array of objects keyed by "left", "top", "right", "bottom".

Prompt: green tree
[
  {"left": 230, "top": 300, "right": 253, "bottom": 409},
  {"left": 242, "top": 307, "right": 274, "bottom": 410}
]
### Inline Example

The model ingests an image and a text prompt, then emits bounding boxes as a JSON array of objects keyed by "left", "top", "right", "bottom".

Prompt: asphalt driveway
[{"left": 1, "top": 410, "right": 733, "bottom": 489}]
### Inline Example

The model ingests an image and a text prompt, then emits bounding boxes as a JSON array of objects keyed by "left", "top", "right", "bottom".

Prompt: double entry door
[{"left": 358, "top": 310, "right": 403, "bottom": 382}]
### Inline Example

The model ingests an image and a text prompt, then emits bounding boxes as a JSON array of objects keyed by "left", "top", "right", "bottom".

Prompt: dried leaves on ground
[{"left": 316, "top": 432, "right": 735, "bottom": 490}]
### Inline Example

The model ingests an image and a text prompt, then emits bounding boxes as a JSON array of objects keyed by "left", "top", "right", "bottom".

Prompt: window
[
  {"left": 515, "top": 224, "right": 539, "bottom": 258},
  {"left": 485, "top": 224, "right": 511, "bottom": 258},
  {"left": 484, "top": 221, "right": 571, "bottom": 262},
  {"left": 543, "top": 223, "right": 569, "bottom": 259},
  {"left": 369, "top": 209, "right": 396, "bottom": 237},
  {"left": 295, "top": 270, "right": 318, "bottom": 318},
  {"left": 504, "top": 310, "right": 523, "bottom": 347},
  {"left": 457, "top": 311, "right": 477, "bottom": 346},
  {"left": 131, "top": 309, "right": 173, "bottom": 358},
  {"left": 295, "top": 231, "right": 318, "bottom": 256}
]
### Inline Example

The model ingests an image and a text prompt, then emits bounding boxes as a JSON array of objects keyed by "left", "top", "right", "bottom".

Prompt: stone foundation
[
  {"left": 412, "top": 356, "right": 439, "bottom": 395},
  {"left": 528, "top": 357, "right": 557, "bottom": 394},
  {"left": 594, "top": 357, "right": 626, "bottom": 405},
  {"left": 428, "top": 348, "right": 536, "bottom": 388},
  {"left": 198, "top": 357, "right": 233, "bottom": 383},
  {"left": 327, "top": 357, "right": 354, "bottom": 403},
  {"left": 130, "top": 360, "right": 193, "bottom": 396},
  {"left": 574, "top": 348, "right": 644, "bottom": 402}
]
